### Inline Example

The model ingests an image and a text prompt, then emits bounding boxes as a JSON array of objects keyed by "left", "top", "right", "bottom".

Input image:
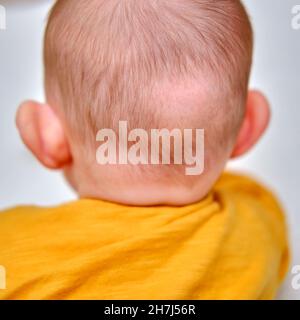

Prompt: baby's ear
[
  {"left": 16, "top": 100, "right": 72, "bottom": 169},
  {"left": 231, "top": 90, "right": 271, "bottom": 158}
]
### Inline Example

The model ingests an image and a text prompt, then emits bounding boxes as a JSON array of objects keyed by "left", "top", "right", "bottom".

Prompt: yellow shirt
[{"left": 0, "top": 173, "right": 289, "bottom": 300}]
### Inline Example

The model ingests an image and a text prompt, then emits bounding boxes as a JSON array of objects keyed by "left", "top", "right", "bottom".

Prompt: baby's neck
[
  {"left": 79, "top": 181, "right": 208, "bottom": 206},
  {"left": 64, "top": 163, "right": 220, "bottom": 206}
]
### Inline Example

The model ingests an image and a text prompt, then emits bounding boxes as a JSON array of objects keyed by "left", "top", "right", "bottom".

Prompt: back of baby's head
[{"left": 44, "top": 0, "right": 253, "bottom": 196}]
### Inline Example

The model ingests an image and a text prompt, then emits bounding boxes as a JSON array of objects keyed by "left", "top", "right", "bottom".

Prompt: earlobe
[
  {"left": 231, "top": 90, "right": 271, "bottom": 158},
  {"left": 16, "top": 100, "right": 72, "bottom": 169}
]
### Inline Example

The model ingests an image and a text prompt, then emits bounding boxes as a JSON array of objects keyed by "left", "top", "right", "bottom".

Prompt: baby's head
[{"left": 17, "top": 0, "right": 270, "bottom": 205}]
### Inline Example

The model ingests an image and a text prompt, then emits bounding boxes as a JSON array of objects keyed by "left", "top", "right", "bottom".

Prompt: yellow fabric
[{"left": 0, "top": 173, "right": 289, "bottom": 300}]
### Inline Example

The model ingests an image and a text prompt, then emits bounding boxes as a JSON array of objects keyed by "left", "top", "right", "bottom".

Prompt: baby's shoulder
[
  {"left": 216, "top": 172, "right": 280, "bottom": 201},
  {"left": 214, "top": 171, "right": 286, "bottom": 225}
]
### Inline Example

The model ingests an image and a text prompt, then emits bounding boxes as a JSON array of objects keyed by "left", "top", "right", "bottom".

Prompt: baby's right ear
[
  {"left": 16, "top": 100, "right": 72, "bottom": 169},
  {"left": 231, "top": 90, "right": 271, "bottom": 158}
]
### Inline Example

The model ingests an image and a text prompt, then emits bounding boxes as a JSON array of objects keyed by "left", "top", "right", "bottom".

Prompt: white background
[{"left": 0, "top": 0, "right": 299, "bottom": 299}]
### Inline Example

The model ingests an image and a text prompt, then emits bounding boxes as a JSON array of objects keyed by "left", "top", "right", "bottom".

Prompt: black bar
[{"left": 0, "top": 300, "right": 298, "bottom": 318}]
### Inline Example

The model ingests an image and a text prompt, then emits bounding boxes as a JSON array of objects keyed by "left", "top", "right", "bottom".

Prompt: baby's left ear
[
  {"left": 16, "top": 100, "right": 72, "bottom": 169},
  {"left": 231, "top": 90, "right": 271, "bottom": 158}
]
